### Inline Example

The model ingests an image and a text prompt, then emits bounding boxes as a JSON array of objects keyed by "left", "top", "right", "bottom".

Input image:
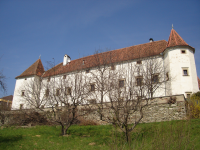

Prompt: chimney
[
  {"left": 149, "top": 38, "right": 154, "bottom": 42},
  {"left": 63, "top": 54, "right": 71, "bottom": 66}
]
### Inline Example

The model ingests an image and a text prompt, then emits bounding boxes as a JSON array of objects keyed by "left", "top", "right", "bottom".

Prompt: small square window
[
  {"left": 90, "top": 84, "right": 95, "bottom": 91},
  {"left": 181, "top": 50, "right": 186, "bottom": 54},
  {"left": 137, "top": 60, "right": 142, "bottom": 64},
  {"left": 86, "top": 69, "right": 90, "bottom": 73},
  {"left": 182, "top": 68, "right": 189, "bottom": 76},
  {"left": 136, "top": 76, "right": 143, "bottom": 86},
  {"left": 63, "top": 75, "right": 66, "bottom": 79},
  {"left": 119, "top": 79, "right": 125, "bottom": 88}
]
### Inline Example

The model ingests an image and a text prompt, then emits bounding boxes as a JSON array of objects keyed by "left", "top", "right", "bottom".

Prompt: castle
[{"left": 12, "top": 28, "right": 199, "bottom": 110}]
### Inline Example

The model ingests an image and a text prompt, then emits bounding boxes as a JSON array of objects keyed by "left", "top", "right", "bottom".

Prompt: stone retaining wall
[{"left": 0, "top": 95, "right": 187, "bottom": 125}]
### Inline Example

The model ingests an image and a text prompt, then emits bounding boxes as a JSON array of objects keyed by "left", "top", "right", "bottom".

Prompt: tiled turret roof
[
  {"left": 167, "top": 29, "right": 189, "bottom": 48},
  {"left": 16, "top": 59, "right": 45, "bottom": 78}
]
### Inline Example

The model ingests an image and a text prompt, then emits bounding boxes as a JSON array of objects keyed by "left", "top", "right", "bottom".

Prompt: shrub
[{"left": 189, "top": 92, "right": 200, "bottom": 118}]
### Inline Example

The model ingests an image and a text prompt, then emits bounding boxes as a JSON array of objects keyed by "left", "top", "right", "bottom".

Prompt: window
[
  {"left": 90, "top": 83, "right": 95, "bottom": 92},
  {"left": 56, "top": 89, "right": 60, "bottom": 96},
  {"left": 20, "top": 104, "right": 23, "bottom": 110},
  {"left": 111, "top": 64, "right": 115, "bottom": 70},
  {"left": 181, "top": 50, "right": 186, "bottom": 54},
  {"left": 182, "top": 68, "right": 189, "bottom": 76},
  {"left": 65, "top": 87, "right": 71, "bottom": 95},
  {"left": 152, "top": 74, "right": 159, "bottom": 83},
  {"left": 119, "top": 79, "right": 125, "bottom": 88},
  {"left": 45, "top": 89, "right": 49, "bottom": 97},
  {"left": 63, "top": 75, "right": 66, "bottom": 79},
  {"left": 47, "top": 77, "right": 50, "bottom": 82},
  {"left": 86, "top": 69, "right": 90, "bottom": 73},
  {"left": 137, "top": 60, "right": 142, "bottom": 64},
  {"left": 24, "top": 78, "right": 27, "bottom": 80},
  {"left": 21, "top": 90, "right": 25, "bottom": 96},
  {"left": 136, "top": 76, "right": 143, "bottom": 86}
]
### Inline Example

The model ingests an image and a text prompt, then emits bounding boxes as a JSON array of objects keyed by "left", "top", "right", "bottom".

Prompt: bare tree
[
  {"left": 86, "top": 50, "right": 117, "bottom": 120},
  {"left": 102, "top": 56, "right": 169, "bottom": 143},
  {"left": 18, "top": 69, "right": 91, "bottom": 135},
  {"left": 45, "top": 71, "right": 91, "bottom": 135},
  {"left": 0, "top": 57, "right": 6, "bottom": 93}
]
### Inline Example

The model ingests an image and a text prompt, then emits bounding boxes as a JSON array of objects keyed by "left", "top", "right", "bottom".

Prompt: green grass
[{"left": 0, "top": 119, "right": 200, "bottom": 150}]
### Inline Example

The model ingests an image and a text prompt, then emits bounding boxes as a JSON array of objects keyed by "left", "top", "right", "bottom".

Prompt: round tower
[{"left": 164, "top": 27, "right": 199, "bottom": 99}]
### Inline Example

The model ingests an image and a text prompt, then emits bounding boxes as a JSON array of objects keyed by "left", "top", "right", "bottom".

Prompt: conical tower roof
[
  {"left": 167, "top": 28, "right": 189, "bottom": 48},
  {"left": 16, "top": 59, "right": 45, "bottom": 78}
]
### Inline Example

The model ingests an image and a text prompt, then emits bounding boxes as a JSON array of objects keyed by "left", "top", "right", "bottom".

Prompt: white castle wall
[
  {"left": 12, "top": 46, "right": 199, "bottom": 110},
  {"left": 165, "top": 47, "right": 199, "bottom": 97}
]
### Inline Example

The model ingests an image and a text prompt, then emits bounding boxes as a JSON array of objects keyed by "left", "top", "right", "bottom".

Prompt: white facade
[
  {"left": 12, "top": 29, "right": 199, "bottom": 110},
  {"left": 164, "top": 46, "right": 199, "bottom": 97}
]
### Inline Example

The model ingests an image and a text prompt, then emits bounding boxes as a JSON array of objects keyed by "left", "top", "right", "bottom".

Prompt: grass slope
[{"left": 0, "top": 119, "right": 199, "bottom": 150}]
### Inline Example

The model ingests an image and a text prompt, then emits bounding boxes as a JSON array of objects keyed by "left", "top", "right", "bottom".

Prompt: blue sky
[{"left": 0, "top": 0, "right": 200, "bottom": 97}]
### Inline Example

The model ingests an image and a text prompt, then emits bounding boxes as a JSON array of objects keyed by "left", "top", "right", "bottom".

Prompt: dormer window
[{"left": 181, "top": 50, "right": 186, "bottom": 54}]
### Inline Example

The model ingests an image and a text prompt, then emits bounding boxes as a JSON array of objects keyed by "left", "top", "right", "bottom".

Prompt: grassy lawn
[{"left": 0, "top": 119, "right": 200, "bottom": 150}]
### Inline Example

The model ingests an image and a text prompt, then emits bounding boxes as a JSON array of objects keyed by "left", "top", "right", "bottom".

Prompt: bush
[{"left": 189, "top": 92, "right": 200, "bottom": 118}]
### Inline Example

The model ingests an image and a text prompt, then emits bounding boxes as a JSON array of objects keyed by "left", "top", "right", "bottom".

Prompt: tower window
[
  {"left": 181, "top": 50, "right": 186, "bottom": 54},
  {"left": 182, "top": 68, "right": 189, "bottom": 76}
]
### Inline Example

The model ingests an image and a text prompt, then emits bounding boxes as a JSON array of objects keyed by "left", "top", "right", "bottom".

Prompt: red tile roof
[
  {"left": 0, "top": 95, "right": 13, "bottom": 101},
  {"left": 43, "top": 40, "right": 168, "bottom": 77},
  {"left": 16, "top": 59, "right": 45, "bottom": 78},
  {"left": 167, "top": 29, "right": 189, "bottom": 48}
]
